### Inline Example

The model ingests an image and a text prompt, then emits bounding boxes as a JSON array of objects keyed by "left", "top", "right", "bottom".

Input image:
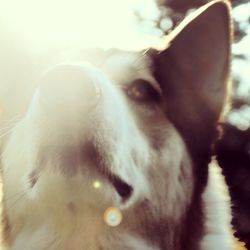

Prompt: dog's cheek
[
  {"left": 123, "top": 98, "right": 167, "bottom": 148},
  {"left": 2, "top": 121, "right": 35, "bottom": 223},
  {"left": 149, "top": 133, "right": 194, "bottom": 219}
]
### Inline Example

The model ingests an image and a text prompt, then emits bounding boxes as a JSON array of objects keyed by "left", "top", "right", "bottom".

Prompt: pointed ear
[{"left": 152, "top": 0, "right": 232, "bottom": 155}]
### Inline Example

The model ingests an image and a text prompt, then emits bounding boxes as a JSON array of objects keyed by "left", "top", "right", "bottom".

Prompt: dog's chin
[
  {"left": 26, "top": 161, "right": 134, "bottom": 213},
  {"left": 28, "top": 172, "right": 113, "bottom": 210}
]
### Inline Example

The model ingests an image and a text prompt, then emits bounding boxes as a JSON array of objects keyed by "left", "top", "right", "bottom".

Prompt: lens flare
[
  {"left": 104, "top": 207, "right": 123, "bottom": 227},
  {"left": 93, "top": 181, "right": 102, "bottom": 189}
]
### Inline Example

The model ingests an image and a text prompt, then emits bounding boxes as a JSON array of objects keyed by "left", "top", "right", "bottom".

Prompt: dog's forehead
[
  {"left": 102, "top": 50, "right": 153, "bottom": 84},
  {"left": 78, "top": 48, "right": 157, "bottom": 86}
]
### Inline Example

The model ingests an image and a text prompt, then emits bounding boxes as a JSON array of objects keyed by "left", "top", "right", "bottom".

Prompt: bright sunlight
[{"left": 1, "top": 0, "right": 162, "bottom": 52}]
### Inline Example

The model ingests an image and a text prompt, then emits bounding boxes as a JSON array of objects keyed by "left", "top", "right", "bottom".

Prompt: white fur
[
  {"left": 201, "top": 161, "right": 235, "bottom": 250},
  {"left": 1, "top": 51, "right": 234, "bottom": 250}
]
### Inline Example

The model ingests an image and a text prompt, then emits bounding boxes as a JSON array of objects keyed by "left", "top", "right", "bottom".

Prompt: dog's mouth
[
  {"left": 81, "top": 140, "right": 134, "bottom": 202},
  {"left": 100, "top": 169, "right": 133, "bottom": 201},
  {"left": 29, "top": 141, "right": 134, "bottom": 203}
]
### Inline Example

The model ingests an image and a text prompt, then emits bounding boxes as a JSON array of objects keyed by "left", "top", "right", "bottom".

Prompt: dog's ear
[{"left": 152, "top": 0, "right": 231, "bottom": 155}]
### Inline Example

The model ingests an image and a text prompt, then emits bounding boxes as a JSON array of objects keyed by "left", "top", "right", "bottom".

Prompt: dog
[{"left": 0, "top": 1, "right": 242, "bottom": 249}]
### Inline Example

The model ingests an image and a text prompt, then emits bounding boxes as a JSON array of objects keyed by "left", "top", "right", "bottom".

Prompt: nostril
[{"left": 109, "top": 175, "right": 133, "bottom": 201}]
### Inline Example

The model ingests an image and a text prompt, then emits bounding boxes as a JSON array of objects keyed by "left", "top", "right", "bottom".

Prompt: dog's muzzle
[
  {"left": 39, "top": 63, "right": 101, "bottom": 120},
  {"left": 30, "top": 63, "right": 134, "bottom": 201}
]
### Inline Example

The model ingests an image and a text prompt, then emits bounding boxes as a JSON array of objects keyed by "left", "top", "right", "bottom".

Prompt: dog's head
[{"left": 1, "top": 1, "right": 231, "bottom": 249}]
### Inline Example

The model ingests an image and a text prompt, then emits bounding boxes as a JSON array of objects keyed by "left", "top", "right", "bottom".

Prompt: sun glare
[{"left": 1, "top": 0, "right": 162, "bottom": 52}]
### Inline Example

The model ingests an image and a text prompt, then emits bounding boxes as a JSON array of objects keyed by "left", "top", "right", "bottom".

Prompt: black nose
[{"left": 39, "top": 63, "right": 100, "bottom": 115}]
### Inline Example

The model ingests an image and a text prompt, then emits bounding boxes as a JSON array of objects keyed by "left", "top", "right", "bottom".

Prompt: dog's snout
[
  {"left": 39, "top": 64, "right": 100, "bottom": 111},
  {"left": 30, "top": 62, "right": 137, "bottom": 206}
]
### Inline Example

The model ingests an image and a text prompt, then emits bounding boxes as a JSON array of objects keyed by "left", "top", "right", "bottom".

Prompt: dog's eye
[{"left": 127, "top": 79, "right": 160, "bottom": 102}]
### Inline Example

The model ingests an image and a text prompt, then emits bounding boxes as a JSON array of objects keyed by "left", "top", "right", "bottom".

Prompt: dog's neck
[{"left": 6, "top": 207, "right": 159, "bottom": 250}]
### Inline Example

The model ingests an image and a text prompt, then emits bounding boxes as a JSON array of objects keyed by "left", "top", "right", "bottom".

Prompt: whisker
[
  {"left": 0, "top": 113, "right": 25, "bottom": 132},
  {"left": 3, "top": 189, "right": 27, "bottom": 202},
  {"left": 0, "top": 147, "right": 27, "bottom": 175},
  {"left": 0, "top": 113, "right": 26, "bottom": 141},
  {"left": 5, "top": 192, "right": 26, "bottom": 211}
]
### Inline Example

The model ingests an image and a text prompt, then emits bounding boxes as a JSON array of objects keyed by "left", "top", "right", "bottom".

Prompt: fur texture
[{"left": 0, "top": 1, "right": 242, "bottom": 249}]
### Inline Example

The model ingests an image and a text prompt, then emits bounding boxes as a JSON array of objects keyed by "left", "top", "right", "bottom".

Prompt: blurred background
[
  {"left": 0, "top": 0, "right": 250, "bottom": 248},
  {"left": 158, "top": 1, "right": 250, "bottom": 248}
]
